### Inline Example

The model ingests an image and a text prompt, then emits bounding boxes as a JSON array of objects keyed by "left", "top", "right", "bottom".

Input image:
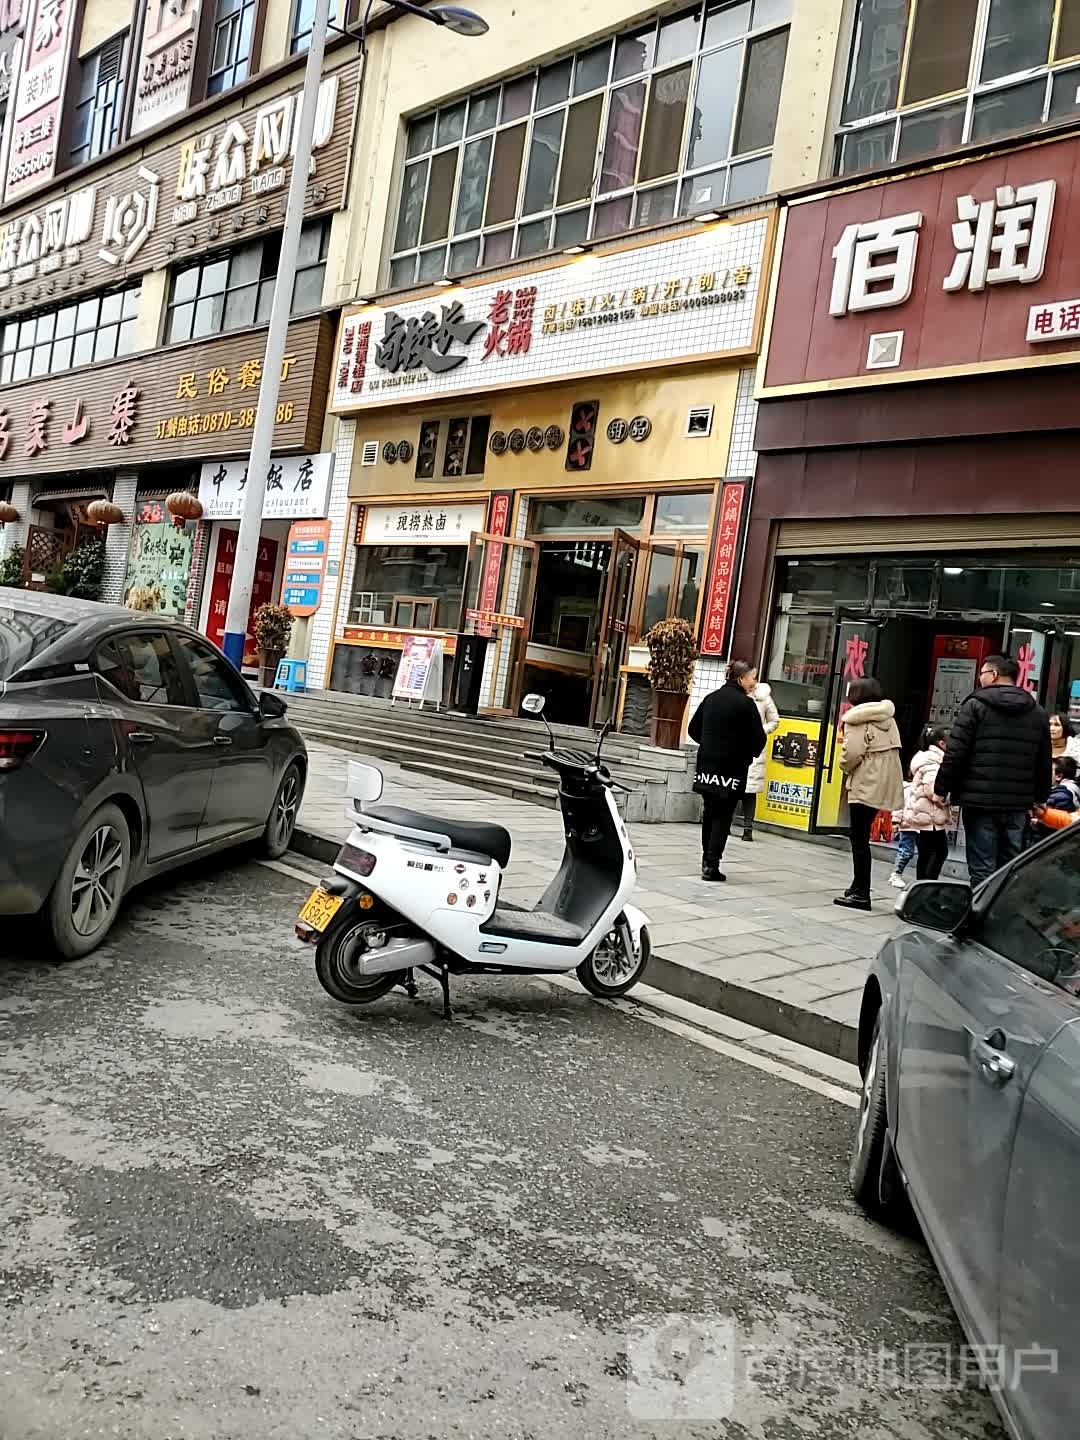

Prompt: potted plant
[
  {"left": 644, "top": 617, "right": 698, "bottom": 750},
  {"left": 0, "top": 544, "right": 25, "bottom": 589},
  {"left": 253, "top": 602, "right": 294, "bottom": 688}
]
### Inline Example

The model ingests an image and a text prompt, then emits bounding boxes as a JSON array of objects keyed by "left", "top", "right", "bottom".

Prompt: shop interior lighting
[{"left": 943, "top": 566, "right": 964, "bottom": 575}]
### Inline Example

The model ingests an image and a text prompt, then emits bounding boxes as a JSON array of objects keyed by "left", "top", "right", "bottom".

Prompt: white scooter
[{"left": 295, "top": 695, "right": 651, "bottom": 1018}]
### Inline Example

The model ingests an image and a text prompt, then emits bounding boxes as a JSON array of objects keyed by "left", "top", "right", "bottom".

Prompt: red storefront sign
[
  {"left": 205, "top": 528, "right": 279, "bottom": 666},
  {"left": 763, "top": 132, "right": 1080, "bottom": 393},
  {"left": 476, "top": 490, "right": 512, "bottom": 638},
  {"left": 700, "top": 481, "right": 747, "bottom": 657}
]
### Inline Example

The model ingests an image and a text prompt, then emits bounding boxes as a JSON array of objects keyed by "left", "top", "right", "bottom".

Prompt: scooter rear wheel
[
  {"left": 315, "top": 917, "right": 405, "bottom": 1006},
  {"left": 577, "top": 921, "right": 651, "bottom": 998}
]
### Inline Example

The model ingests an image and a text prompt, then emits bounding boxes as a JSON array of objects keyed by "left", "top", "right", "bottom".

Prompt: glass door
[
  {"left": 460, "top": 531, "right": 538, "bottom": 714},
  {"left": 589, "top": 529, "right": 641, "bottom": 730},
  {"left": 810, "top": 613, "right": 884, "bottom": 833}
]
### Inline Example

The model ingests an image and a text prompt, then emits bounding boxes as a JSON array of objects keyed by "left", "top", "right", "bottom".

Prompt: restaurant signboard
[{"left": 331, "top": 216, "right": 771, "bottom": 412}]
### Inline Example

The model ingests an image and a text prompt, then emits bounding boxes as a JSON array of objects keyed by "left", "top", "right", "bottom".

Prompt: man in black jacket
[{"left": 934, "top": 653, "right": 1052, "bottom": 888}]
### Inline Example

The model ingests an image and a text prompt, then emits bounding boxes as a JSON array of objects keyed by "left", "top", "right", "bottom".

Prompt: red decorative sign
[
  {"left": 763, "top": 132, "right": 1080, "bottom": 393},
  {"left": 205, "top": 528, "right": 278, "bottom": 667},
  {"left": 700, "top": 482, "right": 747, "bottom": 657},
  {"left": 476, "top": 490, "right": 512, "bottom": 639}
]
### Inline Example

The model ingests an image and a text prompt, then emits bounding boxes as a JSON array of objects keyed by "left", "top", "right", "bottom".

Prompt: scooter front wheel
[
  {"left": 315, "top": 917, "right": 405, "bottom": 1006},
  {"left": 577, "top": 920, "right": 651, "bottom": 998}
]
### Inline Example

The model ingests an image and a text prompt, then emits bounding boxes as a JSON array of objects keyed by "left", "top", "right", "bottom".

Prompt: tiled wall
[
  {"left": 725, "top": 366, "right": 757, "bottom": 476},
  {"left": 100, "top": 471, "right": 139, "bottom": 605},
  {"left": 309, "top": 419, "right": 356, "bottom": 688}
]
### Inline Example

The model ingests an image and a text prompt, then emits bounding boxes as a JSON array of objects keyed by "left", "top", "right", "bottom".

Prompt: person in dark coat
[
  {"left": 934, "top": 653, "right": 1052, "bottom": 888},
  {"left": 687, "top": 660, "right": 767, "bottom": 882}
]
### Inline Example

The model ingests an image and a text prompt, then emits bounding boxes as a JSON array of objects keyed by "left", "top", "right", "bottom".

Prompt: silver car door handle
[
  {"left": 129, "top": 731, "right": 156, "bottom": 745},
  {"left": 972, "top": 1036, "right": 1016, "bottom": 1085},
  {"left": 213, "top": 735, "right": 233, "bottom": 747}
]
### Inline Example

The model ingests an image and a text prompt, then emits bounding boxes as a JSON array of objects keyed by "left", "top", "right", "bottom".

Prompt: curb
[{"left": 289, "top": 825, "right": 859, "bottom": 1066}]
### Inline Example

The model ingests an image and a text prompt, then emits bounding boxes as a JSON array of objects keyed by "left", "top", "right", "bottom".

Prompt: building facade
[
  {"left": 305, "top": 0, "right": 849, "bottom": 722},
  {"left": 0, "top": 0, "right": 370, "bottom": 667},
  {"left": 739, "top": 121, "right": 1080, "bottom": 837}
]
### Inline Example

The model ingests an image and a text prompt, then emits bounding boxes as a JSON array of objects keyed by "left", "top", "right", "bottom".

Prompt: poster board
[
  {"left": 759, "top": 717, "right": 820, "bottom": 831},
  {"left": 392, "top": 636, "right": 443, "bottom": 709}
]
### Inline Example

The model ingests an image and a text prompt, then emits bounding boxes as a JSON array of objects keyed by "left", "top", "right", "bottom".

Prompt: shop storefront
[
  {"left": 739, "top": 125, "right": 1080, "bottom": 837},
  {"left": 326, "top": 215, "right": 773, "bottom": 725}
]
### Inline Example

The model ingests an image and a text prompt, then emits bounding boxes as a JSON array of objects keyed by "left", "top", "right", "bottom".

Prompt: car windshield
[{"left": 0, "top": 605, "right": 69, "bottom": 681}]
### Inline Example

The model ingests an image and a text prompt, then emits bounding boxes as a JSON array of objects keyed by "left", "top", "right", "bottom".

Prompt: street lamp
[{"left": 222, "top": 0, "right": 488, "bottom": 670}]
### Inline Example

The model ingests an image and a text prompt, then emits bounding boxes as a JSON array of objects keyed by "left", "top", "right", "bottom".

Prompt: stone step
[
  {"left": 396, "top": 757, "right": 559, "bottom": 810},
  {"left": 296, "top": 722, "right": 562, "bottom": 792}
]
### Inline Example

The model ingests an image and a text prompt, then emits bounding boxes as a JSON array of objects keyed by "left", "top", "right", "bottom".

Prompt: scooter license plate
[{"left": 297, "top": 888, "right": 344, "bottom": 933}]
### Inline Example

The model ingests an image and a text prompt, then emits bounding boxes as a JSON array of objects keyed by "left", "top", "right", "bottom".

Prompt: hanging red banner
[
  {"left": 700, "top": 482, "right": 748, "bottom": 658},
  {"left": 476, "top": 491, "right": 512, "bottom": 638}
]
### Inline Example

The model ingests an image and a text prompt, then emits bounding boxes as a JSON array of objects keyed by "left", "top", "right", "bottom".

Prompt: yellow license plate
[{"left": 298, "top": 888, "right": 345, "bottom": 933}]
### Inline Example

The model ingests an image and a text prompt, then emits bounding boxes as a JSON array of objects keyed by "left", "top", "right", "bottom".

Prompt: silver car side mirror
[{"left": 898, "top": 880, "right": 972, "bottom": 935}]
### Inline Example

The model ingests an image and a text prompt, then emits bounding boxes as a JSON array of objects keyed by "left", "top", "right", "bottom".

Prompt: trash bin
[{"left": 449, "top": 632, "right": 493, "bottom": 715}]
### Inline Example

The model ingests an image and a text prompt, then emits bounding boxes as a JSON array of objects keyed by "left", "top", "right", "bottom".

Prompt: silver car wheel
[
  {"left": 70, "top": 823, "right": 126, "bottom": 937},
  {"left": 272, "top": 771, "right": 300, "bottom": 848}
]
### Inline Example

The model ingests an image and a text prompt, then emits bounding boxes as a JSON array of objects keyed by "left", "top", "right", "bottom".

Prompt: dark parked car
[
  {"left": 851, "top": 823, "right": 1080, "bottom": 1440},
  {"left": 0, "top": 591, "right": 306, "bottom": 957}
]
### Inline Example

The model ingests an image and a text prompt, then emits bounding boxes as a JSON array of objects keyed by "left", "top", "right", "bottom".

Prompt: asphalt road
[{"left": 0, "top": 859, "right": 1004, "bottom": 1440}]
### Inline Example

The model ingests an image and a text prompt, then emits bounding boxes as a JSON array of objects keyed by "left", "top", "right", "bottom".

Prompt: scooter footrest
[{"left": 480, "top": 906, "right": 586, "bottom": 945}]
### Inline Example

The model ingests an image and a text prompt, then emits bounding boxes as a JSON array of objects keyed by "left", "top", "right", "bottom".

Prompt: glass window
[
  {"left": 735, "top": 26, "right": 789, "bottom": 152},
  {"left": 530, "top": 495, "right": 646, "bottom": 534},
  {"left": 68, "top": 32, "right": 126, "bottom": 167},
  {"left": 449, "top": 236, "right": 481, "bottom": 273},
  {"left": 688, "top": 45, "right": 741, "bottom": 169},
  {"left": 982, "top": 830, "right": 1080, "bottom": 994},
  {"left": 971, "top": 76, "right": 1047, "bottom": 140},
  {"left": 1049, "top": 63, "right": 1080, "bottom": 116},
  {"left": 390, "top": 7, "right": 790, "bottom": 275},
  {"left": 872, "top": 562, "right": 934, "bottom": 610},
  {"left": 291, "top": 0, "right": 338, "bottom": 53},
  {"left": 841, "top": 0, "right": 909, "bottom": 122},
  {"left": 981, "top": 0, "right": 1053, "bottom": 83},
  {"left": 905, "top": 0, "right": 979, "bottom": 104},
  {"left": 897, "top": 101, "right": 966, "bottom": 160},
  {"left": 206, "top": 0, "right": 256, "bottom": 95},
  {"left": 837, "top": 119, "right": 895, "bottom": 173},
  {"left": 654, "top": 492, "right": 713, "bottom": 531},
  {"left": 0, "top": 284, "right": 140, "bottom": 377},
  {"left": 643, "top": 549, "right": 678, "bottom": 633},
  {"left": 166, "top": 222, "right": 328, "bottom": 343},
  {"left": 1059, "top": 0, "right": 1080, "bottom": 58},
  {"left": 349, "top": 545, "right": 469, "bottom": 630},
  {"left": 727, "top": 153, "right": 771, "bottom": 200},
  {"left": 98, "top": 634, "right": 186, "bottom": 707},
  {"left": 175, "top": 635, "right": 252, "bottom": 712},
  {"left": 640, "top": 63, "right": 692, "bottom": 180},
  {"left": 0, "top": 607, "right": 67, "bottom": 681}
]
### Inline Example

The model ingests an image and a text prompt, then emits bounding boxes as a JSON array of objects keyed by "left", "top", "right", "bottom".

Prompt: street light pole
[{"left": 222, "top": 0, "right": 489, "bottom": 672}]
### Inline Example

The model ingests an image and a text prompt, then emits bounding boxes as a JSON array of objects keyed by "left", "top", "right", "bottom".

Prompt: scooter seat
[{"left": 364, "top": 805, "right": 512, "bottom": 868}]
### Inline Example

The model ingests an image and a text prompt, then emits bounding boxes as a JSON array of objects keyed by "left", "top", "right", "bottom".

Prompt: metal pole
[{"left": 221, "top": 0, "right": 333, "bottom": 670}]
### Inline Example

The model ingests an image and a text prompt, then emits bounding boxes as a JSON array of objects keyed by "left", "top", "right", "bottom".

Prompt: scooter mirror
[
  {"left": 521, "top": 693, "right": 546, "bottom": 714},
  {"left": 346, "top": 759, "right": 385, "bottom": 806},
  {"left": 595, "top": 718, "right": 613, "bottom": 759}
]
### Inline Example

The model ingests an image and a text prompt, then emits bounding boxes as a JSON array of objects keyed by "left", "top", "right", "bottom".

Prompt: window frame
[
  {"left": 389, "top": 1, "right": 790, "bottom": 285},
  {"left": 206, "top": 0, "right": 258, "bottom": 97},
  {"left": 93, "top": 631, "right": 189, "bottom": 710},
  {"left": 68, "top": 30, "right": 128, "bottom": 168},
  {"left": 0, "top": 284, "right": 140, "bottom": 383},
  {"left": 835, "top": 0, "right": 1080, "bottom": 177},
  {"left": 164, "top": 219, "right": 330, "bottom": 345}
]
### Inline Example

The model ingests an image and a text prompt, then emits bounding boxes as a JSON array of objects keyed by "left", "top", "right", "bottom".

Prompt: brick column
[
  {"left": 308, "top": 419, "right": 355, "bottom": 691},
  {"left": 0, "top": 479, "right": 32, "bottom": 561},
  {"left": 100, "top": 470, "right": 140, "bottom": 605}
]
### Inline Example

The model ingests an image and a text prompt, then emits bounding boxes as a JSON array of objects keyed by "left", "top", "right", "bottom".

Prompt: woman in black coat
[{"left": 687, "top": 660, "right": 767, "bottom": 881}]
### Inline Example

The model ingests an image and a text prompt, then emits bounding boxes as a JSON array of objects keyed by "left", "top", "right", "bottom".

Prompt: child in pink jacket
[{"left": 900, "top": 725, "right": 955, "bottom": 881}]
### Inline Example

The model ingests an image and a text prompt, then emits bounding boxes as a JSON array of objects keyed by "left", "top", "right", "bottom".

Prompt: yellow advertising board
[{"left": 759, "top": 717, "right": 821, "bottom": 831}]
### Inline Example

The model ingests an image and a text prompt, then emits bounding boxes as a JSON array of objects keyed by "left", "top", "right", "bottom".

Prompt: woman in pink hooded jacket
[{"left": 900, "top": 724, "right": 955, "bottom": 881}]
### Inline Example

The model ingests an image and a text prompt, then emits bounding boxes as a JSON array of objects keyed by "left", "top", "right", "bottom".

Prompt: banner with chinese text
[
  {"left": 205, "top": 529, "right": 279, "bottom": 667},
  {"left": 699, "top": 481, "right": 748, "bottom": 658}
]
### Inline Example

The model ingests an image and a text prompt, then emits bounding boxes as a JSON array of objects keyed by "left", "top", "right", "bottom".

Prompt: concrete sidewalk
[{"left": 295, "top": 741, "right": 903, "bottom": 1062}]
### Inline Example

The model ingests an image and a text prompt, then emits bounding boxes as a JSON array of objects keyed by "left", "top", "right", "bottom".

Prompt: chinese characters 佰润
[{"left": 829, "top": 180, "right": 1056, "bottom": 318}]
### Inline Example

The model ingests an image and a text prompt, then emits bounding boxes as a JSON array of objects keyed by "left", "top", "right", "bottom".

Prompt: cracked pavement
[{"left": 0, "top": 859, "right": 1004, "bottom": 1439}]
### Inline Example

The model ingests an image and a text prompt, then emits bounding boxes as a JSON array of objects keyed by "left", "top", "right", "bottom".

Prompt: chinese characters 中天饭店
[{"left": 829, "top": 181, "right": 1056, "bottom": 318}]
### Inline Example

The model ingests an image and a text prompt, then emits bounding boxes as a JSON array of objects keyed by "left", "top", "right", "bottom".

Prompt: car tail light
[
  {"left": 339, "top": 843, "right": 376, "bottom": 877},
  {"left": 0, "top": 730, "right": 43, "bottom": 771}
]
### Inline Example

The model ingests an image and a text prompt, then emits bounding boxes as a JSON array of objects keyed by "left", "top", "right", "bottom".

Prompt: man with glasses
[{"left": 934, "top": 654, "right": 1052, "bottom": 888}]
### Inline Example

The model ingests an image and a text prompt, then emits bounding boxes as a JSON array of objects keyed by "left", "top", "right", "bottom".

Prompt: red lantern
[
  {"left": 86, "top": 499, "right": 124, "bottom": 526},
  {"left": 166, "top": 491, "right": 204, "bottom": 528},
  {"left": 0, "top": 500, "right": 18, "bottom": 525}
]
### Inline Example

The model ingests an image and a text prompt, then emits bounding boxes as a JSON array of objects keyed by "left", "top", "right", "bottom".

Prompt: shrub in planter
[
  {"left": 253, "top": 602, "right": 295, "bottom": 687},
  {"left": 0, "top": 544, "right": 25, "bottom": 589},
  {"left": 48, "top": 539, "right": 105, "bottom": 600},
  {"left": 645, "top": 617, "right": 698, "bottom": 750}
]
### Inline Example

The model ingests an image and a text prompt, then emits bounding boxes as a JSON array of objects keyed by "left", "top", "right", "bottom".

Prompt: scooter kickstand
[
  {"left": 402, "top": 968, "right": 419, "bottom": 999},
  {"left": 438, "top": 965, "right": 452, "bottom": 1022}
]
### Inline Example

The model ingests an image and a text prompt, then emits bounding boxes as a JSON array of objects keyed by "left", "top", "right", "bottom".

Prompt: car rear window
[{"left": 0, "top": 606, "right": 69, "bottom": 681}]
